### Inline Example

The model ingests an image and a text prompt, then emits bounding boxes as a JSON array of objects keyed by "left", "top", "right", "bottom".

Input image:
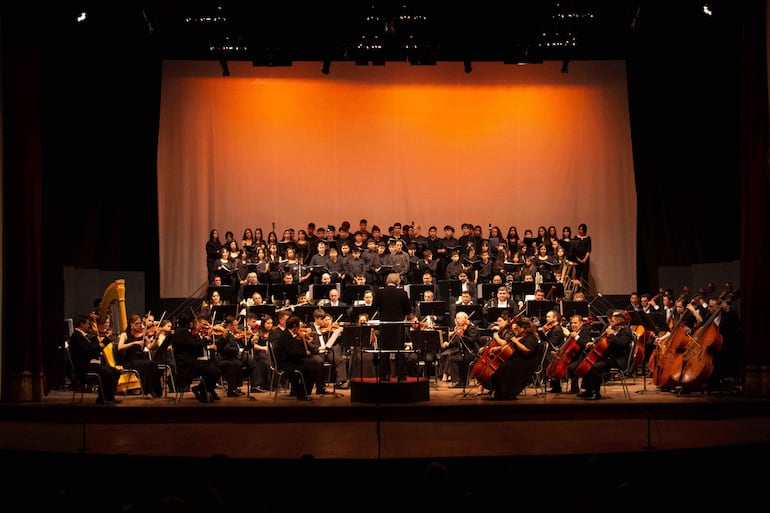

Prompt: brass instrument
[{"left": 560, "top": 260, "right": 578, "bottom": 300}]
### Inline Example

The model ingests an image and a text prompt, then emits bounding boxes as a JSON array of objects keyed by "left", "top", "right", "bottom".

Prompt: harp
[{"left": 97, "top": 279, "right": 142, "bottom": 394}]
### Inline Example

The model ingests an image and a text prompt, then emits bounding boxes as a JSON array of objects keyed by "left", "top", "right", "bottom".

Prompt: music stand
[
  {"left": 628, "top": 311, "right": 659, "bottom": 397},
  {"left": 438, "top": 279, "right": 461, "bottom": 300},
  {"left": 349, "top": 305, "right": 377, "bottom": 321},
  {"left": 510, "top": 281, "right": 535, "bottom": 300},
  {"left": 484, "top": 306, "right": 515, "bottom": 327},
  {"left": 560, "top": 301, "right": 589, "bottom": 319},
  {"left": 523, "top": 237, "right": 539, "bottom": 247},
  {"left": 405, "top": 284, "right": 435, "bottom": 302},
  {"left": 478, "top": 283, "right": 499, "bottom": 302},
  {"left": 416, "top": 301, "right": 449, "bottom": 324},
  {"left": 292, "top": 305, "right": 317, "bottom": 324},
  {"left": 341, "top": 285, "right": 372, "bottom": 305},
  {"left": 249, "top": 304, "right": 277, "bottom": 320},
  {"left": 268, "top": 284, "right": 299, "bottom": 305},
  {"left": 539, "top": 282, "right": 565, "bottom": 299},
  {"left": 211, "top": 304, "right": 237, "bottom": 321},
  {"left": 319, "top": 305, "right": 350, "bottom": 323},
  {"left": 455, "top": 304, "right": 484, "bottom": 323},
  {"left": 309, "top": 283, "right": 340, "bottom": 303},
  {"left": 207, "top": 285, "right": 234, "bottom": 303},
  {"left": 526, "top": 300, "right": 556, "bottom": 321},
  {"left": 241, "top": 284, "right": 269, "bottom": 301}
]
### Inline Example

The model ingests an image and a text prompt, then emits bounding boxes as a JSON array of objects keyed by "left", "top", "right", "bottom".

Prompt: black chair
[
  {"left": 267, "top": 341, "right": 307, "bottom": 401},
  {"left": 65, "top": 345, "right": 104, "bottom": 404}
]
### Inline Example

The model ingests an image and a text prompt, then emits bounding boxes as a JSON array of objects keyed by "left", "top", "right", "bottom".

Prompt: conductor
[{"left": 373, "top": 272, "right": 413, "bottom": 381}]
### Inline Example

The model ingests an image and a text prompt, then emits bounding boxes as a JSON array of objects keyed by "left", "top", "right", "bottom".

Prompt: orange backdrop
[{"left": 158, "top": 60, "right": 636, "bottom": 297}]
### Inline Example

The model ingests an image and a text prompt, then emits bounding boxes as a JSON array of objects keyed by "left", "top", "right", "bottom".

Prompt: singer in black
[
  {"left": 439, "top": 311, "right": 480, "bottom": 387},
  {"left": 578, "top": 310, "right": 633, "bottom": 400}
]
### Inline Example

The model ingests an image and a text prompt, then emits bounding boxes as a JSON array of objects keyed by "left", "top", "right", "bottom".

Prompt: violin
[{"left": 540, "top": 321, "right": 558, "bottom": 334}]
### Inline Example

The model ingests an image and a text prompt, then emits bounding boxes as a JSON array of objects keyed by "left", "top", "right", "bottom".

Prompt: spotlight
[
  {"left": 463, "top": 60, "right": 472, "bottom": 74},
  {"left": 321, "top": 59, "right": 331, "bottom": 75},
  {"left": 219, "top": 58, "right": 230, "bottom": 77}
]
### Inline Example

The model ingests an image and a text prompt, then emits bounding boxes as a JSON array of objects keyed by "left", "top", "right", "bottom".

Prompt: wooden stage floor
[
  {"left": 2, "top": 377, "right": 768, "bottom": 510},
  {"left": 2, "top": 377, "right": 768, "bottom": 459}
]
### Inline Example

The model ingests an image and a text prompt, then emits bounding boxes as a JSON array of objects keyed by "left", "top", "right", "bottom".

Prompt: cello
[
  {"left": 574, "top": 330, "right": 611, "bottom": 377},
  {"left": 545, "top": 336, "right": 581, "bottom": 380},
  {"left": 470, "top": 339, "right": 514, "bottom": 389}
]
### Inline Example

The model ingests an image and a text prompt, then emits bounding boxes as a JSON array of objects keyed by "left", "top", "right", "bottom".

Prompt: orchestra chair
[
  {"left": 268, "top": 341, "right": 307, "bottom": 402},
  {"left": 150, "top": 345, "right": 176, "bottom": 397},
  {"left": 65, "top": 345, "right": 105, "bottom": 405},
  {"left": 522, "top": 340, "right": 549, "bottom": 397},
  {"left": 603, "top": 334, "right": 637, "bottom": 399},
  {"left": 101, "top": 342, "right": 143, "bottom": 397}
]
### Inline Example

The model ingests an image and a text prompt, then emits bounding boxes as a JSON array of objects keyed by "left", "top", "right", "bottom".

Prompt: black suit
[
  {"left": 168, "top": 327, "right": 222, "bottom": 395},
  {"left": 373, "top": 284, "right": 413, "bottom": 378},
  {"left": 68, "top": 328, "right": 120, "bottom": 403}
]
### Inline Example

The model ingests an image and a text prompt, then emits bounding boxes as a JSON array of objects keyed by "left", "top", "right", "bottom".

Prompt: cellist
[
  {"left": 486, "top": 315, "right": 540, "bottom": 400},
  {"left": 563, "top": 314, "right": 594, "bottom": 394},
  {"left": 577, "top": 310, "right": 633, "bottom": 400}
]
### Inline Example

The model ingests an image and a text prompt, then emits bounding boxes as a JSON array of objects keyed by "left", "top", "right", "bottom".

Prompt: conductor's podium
[{"left": 350, "top": 350, "right": 430, "bottom": 404}]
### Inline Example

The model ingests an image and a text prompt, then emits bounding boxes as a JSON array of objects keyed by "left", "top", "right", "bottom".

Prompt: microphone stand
[{"left": 451, "top": 328, "right": 476, "bottom": 399}]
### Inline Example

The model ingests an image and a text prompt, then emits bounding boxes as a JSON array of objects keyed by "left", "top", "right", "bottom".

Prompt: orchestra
[{"left": 75, "top": 224, "right": 738, "bottom": 404}]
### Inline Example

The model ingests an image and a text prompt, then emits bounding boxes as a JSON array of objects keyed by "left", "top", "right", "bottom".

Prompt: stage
[{"left": 1, "top": 377, "right": 767, "bottom": 460}]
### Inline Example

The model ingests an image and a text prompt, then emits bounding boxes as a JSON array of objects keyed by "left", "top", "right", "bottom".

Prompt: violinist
[
  {"left": 116, "top": 314, "right": 164, "bottom": 399},
  {"left": 320, "top": 313, "right": 349, "bottom": 389},
  {"left": 404, "top": 312, "right": 440, "bottom": 378},
  {"left": 149, "top": 319, "right": 176, "bottom": 378},
  {"left": 540, "top": 309, "right": 567, "bottom": 393},
  {"left": 439, "top": 311, "right": 480, "bottom": 388},
  {"left": 274, "top": 315, "right": 324, "bottom": 401},
  {"left": 243, "top": 312, "right": 270, "bottom": 393},
  {"left": 214, "top": 315, "right": 247, "bottom": 397},
  {"left": 577, "top": 310, "right": 633, "bottom": 400},
  {"left": 486, "top": 315, "right": 540, "bottom": 400},
  {"left": 167, "top": 315, "right": 222, "bottom": 403},
  {"left": 68, "top": 314, "right": 121, "bottom": 404}
]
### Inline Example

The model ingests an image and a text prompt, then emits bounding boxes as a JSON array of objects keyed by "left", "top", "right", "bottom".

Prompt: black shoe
[
  {"left": 297, "top": 396, "right": 313, "bottom": 401},
  {"left": 192, "top": 386, "right": 208, "bottom": 403},
  {"left": 449, "top": 382, "right": 466, "bottom": 388},
  {"left": 251, "top": 387, "right": 265, "bottom": 393},
  {"left": 586, "top": 393, "right": 602, "bottom": 400},
  {"left": 336, "top": 381, "right": 349, "bottom": 389},
  {"left": 227, "top": 391, "right": 241, "bottom": 397},
  {"left": 316, "top": 389, "right": 330, "bottom": 395},
  {"left": 547, "top": 388, "right": 562, "bottom": 394},
  {"left": 568, "top": 387, "right": 580, "bottom": 394},
  {"left": 209, "top": 390, "right": 221, "bottom": 401},
  {"left": 577, "top": 390, "right": 592, "bottom": 398}
]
